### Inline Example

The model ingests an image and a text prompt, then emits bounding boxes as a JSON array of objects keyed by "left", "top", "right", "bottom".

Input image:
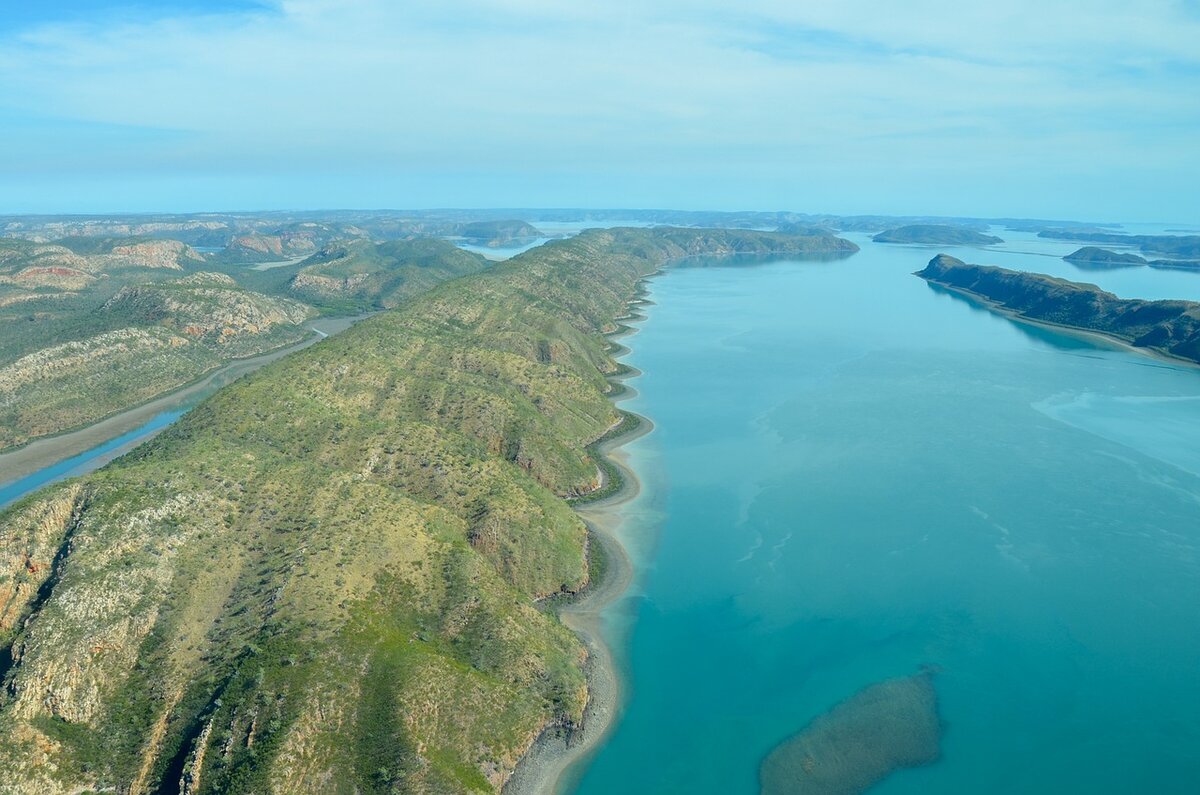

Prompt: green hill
[
  {"left": 288, "top": 238, "right": 490, "bottom": 311},
  {"left": 0, "top": 273, "right": 315, "bottom": 450},
  {"left": 1063, "top": 247, "right": 1145, "bottom": 266},
  {"left": 0, "top": 227, "right": 857, "bottom": 793},
  {"left": 457, "top": 220, "right": 543, "bottom": 247},
  {"left": 874, "top": 225, "right": 1002, "bottom": 245}
]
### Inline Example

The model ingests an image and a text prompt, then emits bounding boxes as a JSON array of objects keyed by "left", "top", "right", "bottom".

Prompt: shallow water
[
  {"left": 570, "top": 236, "right": 1200, "bottom": 793},
  {"left": 0, "top": 410, "right": 184, "bottom": 509},
  {"left": 0, "top": 314, "right": 371, "bottom": 508}
]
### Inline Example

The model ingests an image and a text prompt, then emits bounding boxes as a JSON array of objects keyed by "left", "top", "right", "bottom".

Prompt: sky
[{"left": 0, "top": 0, "right": 1197, "bottom": 222}]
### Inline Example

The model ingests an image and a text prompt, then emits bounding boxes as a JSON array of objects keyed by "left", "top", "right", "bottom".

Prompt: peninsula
[
  {"left": 0, "top": 227, "right": 857, "bottom": 794},
  {"left": 917, "top": 254, "right": 1200, "bottom": 365}
]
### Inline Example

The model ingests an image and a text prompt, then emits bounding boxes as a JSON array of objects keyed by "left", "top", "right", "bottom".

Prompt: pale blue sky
[{"left": 1, "top": 1, "right": 1197, "bottom": 222}]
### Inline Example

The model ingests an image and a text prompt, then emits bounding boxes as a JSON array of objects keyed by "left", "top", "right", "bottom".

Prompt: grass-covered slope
[
  {"left": 917, "top": 254, "right": 1200, "bottom": 364},
  {"left": 0, "top": 227, "right": 855, "bottom": 794},
  {"left": 0, "top": 236, "right": 485, "bottom": 450},
  {"left": 0, "top": 274, "right": 314, "bottom": 450},
  {"left": 288, "top": 238, "right": 489, "bottom": 311}
]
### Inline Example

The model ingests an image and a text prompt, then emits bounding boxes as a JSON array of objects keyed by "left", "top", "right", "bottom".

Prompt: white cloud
[{"left": 0, "top": 0, "right": 1196, "bottom": 217}]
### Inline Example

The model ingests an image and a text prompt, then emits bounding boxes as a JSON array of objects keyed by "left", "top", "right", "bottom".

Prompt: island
[
  {"left": 1063, "top": 246, "right": 1146, "bottom": 266},
  {"left": 917, "top": 254, "right": 1200, "bottom": 365},
  {"left": 873, "top": 224, "right": 1003, "bottom": 245},
  {"left": 1038, "top": 230, "right": 1200, "bottom": 259},
  {"left": 457, "top": 219, "right": 544, "bottom": 247},
  {"left": 0, "top": 226, "right": 858, "bottom": 794}
]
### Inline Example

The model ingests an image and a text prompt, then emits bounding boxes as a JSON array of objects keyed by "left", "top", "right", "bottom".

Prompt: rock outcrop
[{"left": 103, "top": 272, "right": 312, "bottom": 348}]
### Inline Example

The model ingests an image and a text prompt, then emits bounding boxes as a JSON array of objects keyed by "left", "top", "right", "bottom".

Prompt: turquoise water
[
  {"left": 0, "top": 314, "right": 370, "bottom": 510},
  {"left": 571, "top": 236, "right": 1200, "bottom": 793},
  {"left": 0, "top": 410, "right": 184, "bottom": 510}
]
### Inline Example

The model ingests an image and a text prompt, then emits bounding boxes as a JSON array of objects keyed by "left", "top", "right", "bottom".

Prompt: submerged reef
[{"left": 760, "top": 671, "right": 942, "bottom": 795}]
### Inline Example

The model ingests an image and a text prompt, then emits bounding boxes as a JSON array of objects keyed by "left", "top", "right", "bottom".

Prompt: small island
[
  {"left": 874, "top": 224, "right": 1003, "bottom": 245},
  {"left": 458, "top": 219, "right": 544, "bottom": 247},
  {"left": 1038, "top": 230, "right": 1200, "bottom": 258},
  {"left": 917, "top": 254, "right": 1200, "bottom": 365},
  {"left": 1063, "top": 246, "right": 1146, "bottom": 266}
]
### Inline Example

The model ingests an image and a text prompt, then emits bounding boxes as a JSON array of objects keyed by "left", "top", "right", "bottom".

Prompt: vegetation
[
  {"left": 0, "top": 226, "right": 857, "bottom": 793},
  {"left": 457, "top": 220, "right": 543, "bottom": 247},
  {"left": 0, "top": 236, "right": 485, "bottom": 451},
  {"left": 918, "top": 254, "right": 1200, "bottom": 364},
  {"left": 1037, "top": 230, "right": 1200, "bottom": 258},
  {"left": 0, "top": 272, "right": 313, "bottom": 450},
  {"left": 287, "top": 238, "right": 489, "bottom": 312},
  {"left": 873, "top": 224, "right": 1002, "bottom": 245},
  {"left": 1063, "top": 246, "right": 1146, "bottom": 266}
]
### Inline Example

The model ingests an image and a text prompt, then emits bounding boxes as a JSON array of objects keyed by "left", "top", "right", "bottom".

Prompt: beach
[{"left": 504, "top": 298, "right": 654, "bottom": 795}]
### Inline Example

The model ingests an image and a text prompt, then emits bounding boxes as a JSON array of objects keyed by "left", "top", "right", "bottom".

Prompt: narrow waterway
[
  {"left": 569, "top": 229, "right": 1200, "bottom": 794},
  {"left": 0, "top": 314, "right": 371, "bottom": 508}
]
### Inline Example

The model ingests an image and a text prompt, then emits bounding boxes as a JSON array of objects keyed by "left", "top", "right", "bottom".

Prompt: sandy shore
[
  {"left": 0, "top": 314, "right": 371, "bottom": 485},
  {"left": 504, "top": 297, "right": 654, "bottom": 795}
]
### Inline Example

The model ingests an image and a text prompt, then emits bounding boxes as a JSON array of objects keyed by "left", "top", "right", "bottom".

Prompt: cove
[{"left": 567, "top": 230, "right": 1200, "bottom": 794}]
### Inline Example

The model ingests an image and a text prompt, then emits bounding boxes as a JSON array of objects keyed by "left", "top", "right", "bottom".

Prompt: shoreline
[
  {"left": 922, "top": 278, "right": 1200, "bottom": 371},
  {"left": 0, "top": 313, "right": 372, "bottom": 485},
  {"left": 503, "top": 292, "right": 654, "bottom": 795}
]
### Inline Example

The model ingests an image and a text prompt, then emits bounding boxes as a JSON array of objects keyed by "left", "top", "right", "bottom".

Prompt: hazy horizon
[{"left": 2, "top": 1, "right": 1197, "bottom": 223}]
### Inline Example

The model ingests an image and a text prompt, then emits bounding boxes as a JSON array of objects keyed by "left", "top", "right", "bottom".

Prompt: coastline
[
  {"left": 921, "top": 278, "right": 1200, "bottom": 371},
  {"left": 0, "top": 314, "right": 371, "bottom": 485},
  {"left": 504, "top": 294, "right": 655, "bottom": 795}
]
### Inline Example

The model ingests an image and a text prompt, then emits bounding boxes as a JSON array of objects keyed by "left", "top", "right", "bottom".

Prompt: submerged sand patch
[{"left": 760, "top": 670, "right": 942, "bottom": 795}]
